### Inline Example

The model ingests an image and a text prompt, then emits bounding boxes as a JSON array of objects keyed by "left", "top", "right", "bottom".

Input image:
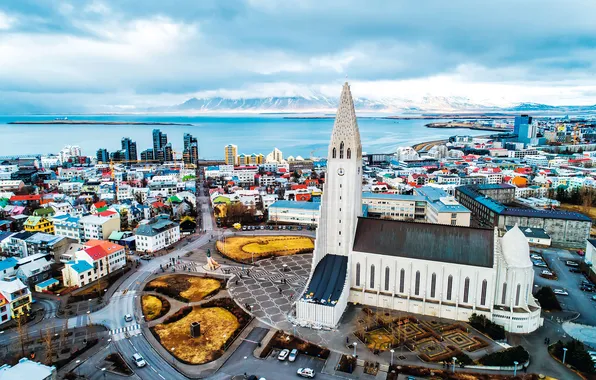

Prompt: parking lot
[{"left": 532, "top": 247, "right": 596, "bottom": 325}]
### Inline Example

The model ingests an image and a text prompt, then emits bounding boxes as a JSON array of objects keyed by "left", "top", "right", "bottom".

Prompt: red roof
[
  {"left": 151, "top": 201, "right": 166, "bottom": 208},
  {"left": 98, "top": 210, "right": 117, "bottom": 217},
  {"left": 94, "top": 201, "right": 107, "bottom": 209},
  {"left": 84, "top": 240, "right": 124, "bottom": 260},
  {"left": 84, "top": 245, "right": 109, "bottom": 260},
  {"left": 10, "top": 194, "right": 41, "bottom": 202}
]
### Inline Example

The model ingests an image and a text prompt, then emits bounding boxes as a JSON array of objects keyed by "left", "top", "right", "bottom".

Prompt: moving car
[
  {"left": 297, "top": 368, "right": 315, "bottom": 378},
  {"left": 124, "top": 314, "right": 133, "bottom": 322},
  {"left": 278, "top": 349, "right": 290, "bottom": 361},
  {"left": 289, "top": 349, "right": 299, "bottom": 362},
  {"left": 132, "top": 353, "right": 146, "bottom": 368},
  {"left": 140, "top": 255, "right": 152, "bottom": 261},
  {"left": 553, "top": 289, "right": 569, "bottom": 296}
]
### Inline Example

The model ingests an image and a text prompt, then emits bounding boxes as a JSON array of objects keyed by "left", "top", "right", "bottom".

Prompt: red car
[{"left": 578, "top": 250, "right": 585, "bottom": 257}]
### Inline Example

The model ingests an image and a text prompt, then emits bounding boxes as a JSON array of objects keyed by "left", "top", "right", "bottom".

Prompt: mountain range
[{"left": 149, "top": 95, "right": 596, "bottom": 114}]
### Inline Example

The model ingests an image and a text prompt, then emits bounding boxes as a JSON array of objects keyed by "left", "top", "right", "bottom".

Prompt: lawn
[
  {"left": 145, "top": 274, "right": 223, "bottom": 303},
  {"left": 141, "top": 295, "right": 171, "bottom": 321},
  {"left": 364, "top": 328, "right": 395, "bottom": 351},
  {"left": 152, "top": 306, "right": 239, "bottom": 364},
  {"left": 216, "top": 235, "right": 314, "bottom": 263}
]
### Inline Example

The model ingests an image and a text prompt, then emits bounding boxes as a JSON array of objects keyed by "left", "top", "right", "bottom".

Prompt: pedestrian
[
  {"left": 235, "top": 280, "right": 239, "bottom": 285},
  {"left": 279, "top": 288, "right": 282, "bottom": 294}
]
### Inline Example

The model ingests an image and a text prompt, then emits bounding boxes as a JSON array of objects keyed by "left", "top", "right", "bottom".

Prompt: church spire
[{"left": 329, "top": 82, "right": 362, "bottom": 160}]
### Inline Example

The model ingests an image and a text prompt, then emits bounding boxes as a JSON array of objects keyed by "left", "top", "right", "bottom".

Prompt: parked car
[
  {"left": 569, "top": 268, "right": 582, "bottom": 273},
  {"left": 124, "top": 314, "right": 133, "bottom": 322},
  {"left": 260, "top": 225, "right": 265, "bottom": 230},
  {"left": 581, "top": 286, "right": 595, "bottom": 292},
  {"left": 289, "top": 349, "right": 299, "bottom": 362},
  {"left": 132, "top": 353, "right": 146, "bottom": 368},
  {"left": 278, "top": 349, "right": 290, "bottom": 361},
  {"left": 533, "top": 262, "right": 548, "bottom": 268},
  {"left": 541, "top": 270, "right": 554, "bottom": 277},
  {"left": 591, "top": 295, "right": 596, "bottom": 301},
  {"left": 297, "top": 368, "right": 315, "bottom": 378},
  {"left": 566, "top": 261, "right": 580, "bottom": 267},
  {"left": 578, "top": 250, "right": 585, "bottom": 257},
  {"left": 553, "top": 289, "right": 569, "bottom": 296},
  {"left": 242, "top": 225, "right": 247, "bottom": 231},
  {"left": 140, "top": 255, "right": 152, "bottom": 261},
  {"left": 530, "top": 254, "right": 542, "bottom": 260}
]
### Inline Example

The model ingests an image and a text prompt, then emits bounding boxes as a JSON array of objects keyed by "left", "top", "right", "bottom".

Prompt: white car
[
  {"left": 277, "top": 349, "right": 290, "bottom": 361},
  {"left": 297, "top": 368, "right": 315, "bottom": 378},
  {"left": 132, "top": 353, "right": 146, "bottom": 368},
  {"left": 541, "top": 270, "right": 554, "bottom": 276},
  {"left": 530, "top": 254, "right": 542, "bottom": 260},
  {"left": 566, "top": 261, "right": 580, "bottom": 267},
  {"left": 553, "top": 289, "right": 569, "bottom": 296},
  {"left": 124, "top": 314, "right": 133, "bottom": 322},
  {"left": 289, "top": 349, "right": 298, "bottom": 362}
]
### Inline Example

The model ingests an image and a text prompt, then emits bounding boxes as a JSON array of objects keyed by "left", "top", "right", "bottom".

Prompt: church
[{"left": 295, "top": 83, "right": 543, "bottom": 334}]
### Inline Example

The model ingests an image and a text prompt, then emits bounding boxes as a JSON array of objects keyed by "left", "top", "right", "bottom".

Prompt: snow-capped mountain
[{"left": 151, "top": 95, "right": 596, "bottom": 114}]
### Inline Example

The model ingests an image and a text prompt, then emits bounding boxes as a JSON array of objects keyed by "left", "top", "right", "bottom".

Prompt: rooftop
[
  {"left": 0, "top": 358, "right": 55, "bottom": 380},
  {"left": 269, "top": 200, "right": 321, "bottom": 211},
  {"left": 67, "top": 260, "right": 93, "bottom": 274}
]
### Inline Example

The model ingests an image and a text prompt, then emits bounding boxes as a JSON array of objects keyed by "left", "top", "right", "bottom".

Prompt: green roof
[
  {"left": 33, "top": 207, "right": 55, "bottom": 216},
  {"left": 97, "top": 206, "right": 109, "bottom": 212},
  {"left": 168, "top": 195, "right": 182, "bottom": 204},
  {"left": 212, "top": 196, "right": 231, "bottom": 204},
  {"left": 108, "top": 231, "right": 127, "bottom": 240}
]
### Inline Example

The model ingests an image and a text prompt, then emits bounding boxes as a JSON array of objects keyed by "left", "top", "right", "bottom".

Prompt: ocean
[{"left": 0, "top": 115, "right": 489, "bottom": 159}]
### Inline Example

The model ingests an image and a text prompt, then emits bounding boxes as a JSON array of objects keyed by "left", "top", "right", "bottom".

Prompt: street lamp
[
  {"left": 75, "top": 360, "right": 81, "bottom": 376},
  {"left": 452, "top": 357, "right": 457, "bottom": 373},
  {"left": 171, "top": 347, "right": 176, "bottom": 367},
  {"left": 101, "top": 367, "right": 106, "bottom": 378},
  {"left": 223, "top": 334, "right": 227, "bottom": 350},
  {"left": 513, "top": 361, "right": 519, "bottom": 376},
  {"left": 353, "top": 342, "right": 357, "bottom": 357},
  {"left": 390, "top": 349, "right": 395, "bottom": 366},
  {"left": 562, "top": 347, "right": 568, "bottom": 364}
]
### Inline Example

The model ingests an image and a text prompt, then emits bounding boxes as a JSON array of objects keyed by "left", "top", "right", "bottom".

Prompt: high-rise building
[
  {"left": 152, "top": 129, "right": 168, "bottom": 158},
  {"left": 163, "top": 143, "right": 173, "bottom": 162},
  {"left": 141, "top": 149, "right": 154, "bottom": 161},
  {"left": 121, "top": 137, "right": 138, "bottom": 161},
  {"left": 514, "top": 115, "right": 536, "bottom": 146},
  {"left": 224, "top": 144, "right": 238, "bottom": 166},
  {"left": 96, "top": 148, "right": 109, "bottom": 163},
  {"left": 110, "top": 150, "right": 125, "bottom": 162},
  {"left": 183, "top": 133, "right": 199, "bottom": 164},
  {"left": 266, "top": 147, "right": 283, "bottom": 163}
]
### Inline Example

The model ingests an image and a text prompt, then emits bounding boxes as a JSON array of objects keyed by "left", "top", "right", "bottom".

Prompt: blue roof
[
  {"left": 36, "top": 278, "right": 58, "bottom": 288},
  {"left": 415, "top": 187, "right": 470, "bottom": 213},
  {"left": 0, "top": 257, "right": 18, "bottom": 271},
  {"left": 269, "top": 200, "right": 321, "bottom": 211},
  {"left": 67, "top": 260, "right": 93, "bottom": 273}
]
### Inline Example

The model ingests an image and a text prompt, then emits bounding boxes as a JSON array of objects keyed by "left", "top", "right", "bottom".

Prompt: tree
[
  {"left": 41, "top": 328, "right": 54, "bottom": 365},
  {"left": 535, "top": 287, "right": 562, "bottom": 311},
  {"left": 16, "top": 314, "right": 27, "bottom": 357},
  {"left": 552, "top": 339, "right": 595, "bottom": 373}
]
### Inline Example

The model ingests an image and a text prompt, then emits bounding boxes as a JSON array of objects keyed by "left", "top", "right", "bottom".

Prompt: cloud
[{"left": 0, "top": 0, "right": 596, "bottom": 111}]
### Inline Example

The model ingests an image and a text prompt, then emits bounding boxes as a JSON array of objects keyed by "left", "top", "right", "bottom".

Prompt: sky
[{"left": 1, "top": 0, "right": 596, "bottom": 113}]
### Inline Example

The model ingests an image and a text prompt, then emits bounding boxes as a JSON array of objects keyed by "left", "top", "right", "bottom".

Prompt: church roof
[
  {"left": 352, "top": 217, "right": 494, "bottom": 268},
  {"left": 329, "top": 82, "right": 362, "bottom": 158},
  {"left": 500, "top": 225, "right": 532, "bottom": 268},
  {"left": 302, "top": 254, "right": 347, "bottom": 306}
]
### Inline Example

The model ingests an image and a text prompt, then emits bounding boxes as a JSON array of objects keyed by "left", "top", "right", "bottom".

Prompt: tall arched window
[
  {"left": 332, "top": 147, "right": 336, "bottom": 159},
  {"left": 430, "top": 273, "right": 437, "bottom": 298},
  {"left": 414, "top": 271, "right": 421, "bottom": 296},
  {"left": 480, "top": 280, "right": 488, "bottom": 306},
  {"left": 525, "top": 284, "right": 529, "bottom": 303},
  {"left": 339, "top": 141, "right": 345, "bottom": 159},
  {"left": 384, "top": 267, "right": 390, "bottom": 291},
  {"left": 369, "top": 264, "right": 375, "bottom": 289},
  {"left": 501, "top": 283, "right": 507, "bottom": 305},
  {"left": 355, "top": 263, "right": 361, "bottom": 287},
  {"left": 447, "top": 275, "right": 453, "bottom": 300},
  {"left": 515, "top": 284, "right": 521, "bottom": 306},
  {"left": 399, "top": 269, "right": 405, "bottom": 293},
  {"left": 463, "top": 277, "right": 470, "bottom": 303},
  {"left": 347, "top": 148, "right": 351, "bottom": 159}
]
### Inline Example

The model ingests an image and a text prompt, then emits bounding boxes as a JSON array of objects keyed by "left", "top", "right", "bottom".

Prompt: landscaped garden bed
[
  {"left": 105, "top": 352, "right": 133, "bottom": 376},
  {"left": 144, "top": 274, "right": 224, "bottom": 303},
  {"left": 386, "top": 364, "right": 539, "bottom": 380},
  {"left": 141, "top": 294, "right": 171, "bottom": 321},
  {"left": 336, "top": 354, "right": 357, "bottom": 373},
  {"left": 216, "top": 235, "right": 314, "bottom": 263},
  {"left": 259, "top": 330, "right": 330, "bottom": 359},
  {"left": 151, "top": 297, "right": 251, "bottom": 364}
]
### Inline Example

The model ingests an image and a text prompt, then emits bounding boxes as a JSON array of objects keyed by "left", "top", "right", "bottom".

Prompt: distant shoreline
[
  {"left": 425, "top": 121, "right": 513, "bottom": 132},
  {"left": 284, "top": 114, "right": 518, "bottom": 120},
  {"left": 8, "top": 121, "right": 194, "bottom": 126}
]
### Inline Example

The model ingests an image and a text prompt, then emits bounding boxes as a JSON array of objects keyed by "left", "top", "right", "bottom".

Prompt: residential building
[
  {"left": 268, "top": 200, "right": 320, "bottom": 226},
  {"left": 3, "top": 232, "right": 33, "bottom": 257},
  {"left": 135, "top": 218, "right": 180, "bottom": 253},
  {"left": 505, "top": 226, "right": 551, "bottom": 246},
  {"left": 78, "top": 213, "right": 120, "bottom": 242},
  {"left": 15, "top": 253, "right": 53, "bottom": 288},
  {"left": 0, "top": 278, "right": 32, "bottom": 321},
  {"left": 23, "top": 216, "right": 54, "bottom": 234},
  {"left": 0, "top": 357, "right": 57, "bottom": 380},
  {"left": 61, "top": 240, "right": 126, "bottom": 288},
  {"left": 52, "top": 214, "right": 81, "bottom": 241},
  {"left": 96, "top": 148, "right": 109, "bottom": 163},
  {"left": 0, "top": 258, "right": 18, "bottom": 280},
  {"left": 25, "top": 233, "right": 75, "bottom": 263},
  {"left": 224, "top": 144, "right": 238, "bottom": 166},
  {"left": 0, "top": 180, "right": 24, "bottom": 192},
  {"left": 514, "top": 115, "right": 537, "bottom": 146}
]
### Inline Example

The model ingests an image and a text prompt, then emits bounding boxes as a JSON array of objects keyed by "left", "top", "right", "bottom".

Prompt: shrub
[
  {"left": 468, "top": 313, "right": 505, "bottom": 340},
  {"left": 551, "top": 339, "right": 595, "bottom": 373},
  {"left": 479, "top": 346, "right": 529, "bottom": 366},
  {"left": 535, "top": 286, "right": 562, "bottom": 311}
]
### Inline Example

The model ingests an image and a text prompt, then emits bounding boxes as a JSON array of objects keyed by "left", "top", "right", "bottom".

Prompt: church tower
[{"left": 313, "top": 82, "right": 363, "bottom": 265}]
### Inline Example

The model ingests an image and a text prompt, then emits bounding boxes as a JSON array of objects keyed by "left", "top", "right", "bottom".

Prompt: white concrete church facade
[{"left": 295, "top": 83, "right": 543, "bottom": 334}]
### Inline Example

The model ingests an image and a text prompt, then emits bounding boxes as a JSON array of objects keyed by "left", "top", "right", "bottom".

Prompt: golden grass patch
[
  {"left": 142, "top": 295, "right": 163, "bottom": 321},
  {"left": 153, "top": 306, "right": 239, "bottom": 364},
  {"left": 216, "top": 235, "right": 314, "bottom": 262},
  {"left": 145, "top": 275, "right": 222, "bottom": 302}
]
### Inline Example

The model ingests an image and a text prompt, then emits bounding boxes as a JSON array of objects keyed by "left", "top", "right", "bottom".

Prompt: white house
[
  {"left": 135, "top": 218, "right": 180, "bottom": 253},
  {"left": 61, "top": 240, "right": 126, "bottom": 288},
  {"left": 268, "top": 200, "right": 320, "bottom": 226}
]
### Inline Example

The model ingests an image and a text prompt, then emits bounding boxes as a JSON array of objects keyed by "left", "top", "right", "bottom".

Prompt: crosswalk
[{"left": 110, "top": 323, "right": 141, "bottom": 335}]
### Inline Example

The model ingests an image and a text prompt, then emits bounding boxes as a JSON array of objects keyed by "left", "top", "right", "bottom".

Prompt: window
[
  {"left": 447, "top": 275, "right": 453, "bottom": 300},
  {"left": 480, "top": 280, "right": 488, "bottom": 306},
  {"left": 515, "top": 284, "right": 521, "bottom": 306},
  {"left": 414, "top": 271, "right": 421, "bottom": 295},
  {"left": 332, "top": 147, "right": 336, "bottom": 159},
  {"left": 463, "top": 277, "right": 470, "bottom": 303},
  {"left": 347, "top": 148, "right": 351, "bottom": 159},
  {"left": 501, "top": 283, "right": 507, "bottom": 304},
  {"left": 430, "top": 273, "right": 437, "bottom": 298},
  {"left": 370, "top": 265, "right": 375, "bottom": 288},
  {"left": 355, "top": 263, "right": 361, "bottom": 286},
  {"left": 399, "top": 269, "right": 405, "bottom": 293},
  {"left": 384, "top": 267, "right": 390, "bottom": 291},
  {"left": 339, "top": 141, "right": 345, "bottom": 159}
]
